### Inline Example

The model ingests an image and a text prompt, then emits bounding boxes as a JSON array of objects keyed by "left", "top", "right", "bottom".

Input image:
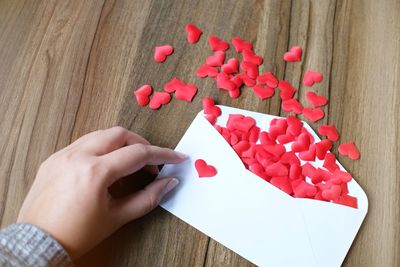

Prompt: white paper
[{"left": 158, "top": 105, "right": 368, "bottom": 267}]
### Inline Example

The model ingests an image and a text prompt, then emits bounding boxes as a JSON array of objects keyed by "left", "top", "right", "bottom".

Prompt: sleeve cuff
[{"left": 0, "top": 223, "right": 73, "bottom": 267}]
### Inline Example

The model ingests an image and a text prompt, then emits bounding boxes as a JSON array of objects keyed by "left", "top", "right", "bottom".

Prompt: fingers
[
  {"left": 73, "top": 127, "right": 151, "bottom": 156},
  {"left": 100, "top": 144, "right": 187, "bottom": 186},
  {"left": 114, "top": 177, "right": 179, "bottom": 223}
]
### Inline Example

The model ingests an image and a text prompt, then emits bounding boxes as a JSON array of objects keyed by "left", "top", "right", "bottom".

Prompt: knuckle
[
  {"left": 145, "top": 191, "right": 158, "bottom": 211},
  {"left": 134, "top": 143, "right": 149, "bottom": 157},
  {"left": 111, "top": 126, "right": 127, "bottom": 138},
  {"left": 79, "top": 160, "right": 104, "bottom": 178}
]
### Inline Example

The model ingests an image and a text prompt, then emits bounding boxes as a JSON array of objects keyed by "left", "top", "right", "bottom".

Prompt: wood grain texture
[{"left": 0, "top": 0, "right": 399, "bottom": 266}]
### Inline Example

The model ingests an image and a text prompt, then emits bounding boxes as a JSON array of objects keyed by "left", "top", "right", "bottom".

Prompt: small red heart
[
  {"left": 208, "top": 35, "right": 229, "bottom": 51},
  {"left": 233, "top": 140, "right": 251, "bottom": 156},
  {"left": 322, "top": 185, "right": 341, "bottom": 201},
  {"left": 318, "top": 124, "right": 339, "bottom": 142},
  {"left": 282, "top": 98, "right": 303, "bottom": 114},
  {"left": 265, "top": 162, "right": 289, "bottom": 177},
  {"left": 202, "top": 97, "right": 222, "bottom": 117},
  {"left": 237, "top": 73, "right": 256, "bottom": 87},
  {"left": 268, "top": 119, "right": 288, "bottom": 140},
  {"left": 302, "top": 107, "right": 325, "bottom": 123},
  {"left": 270, "top": 176, "right": 293, "bottom": 195},
  {"left": 298, "top": 144, "right": 316, "bottom": 161},
  {"left": 252, "top": 85, "right": 275, "bottom": 100},
  {"left": 303, "top": 70, "right": 323, "bottom": 86},
  {"left": 216, "top": 72, "right": 236, "bottom": 91},
  {"left": 293, "top": 181, "right": 317, "bottom": 198},
  {"left": 257, "top": 72, "right": 278, "bottom": 88},
  {"left": 196, "top": 64, "right": 218, "bottom": 78},
  {"left": 286, "top": 116, "right": 303, "bottom": 137},
  {"left": 221, "top": 58, "right": 239, "bottom": 74},
  {"left": 333, "top": 169, "right": 352, "bottom": 183},
  {"left": 134, "top": 84, "right": 152, "bottom": 106},
  {"left": 231, "top": 37, "right": 253, "bottom": 52},
  {"left": 281, "top": 151, "right": 300, "bottom": 166},
  {"left": 306, "top": 91, "right": 328, "bottom": 107},
  {"left": 195, "top": 159, "right": 217, "bottom": 178},
  {"left": 149, "top": 92, "right": 171, "bottom": 110},
  {"left": 248, "top": 126, "right": 260, "bottom": 143},
  {"left": 205, "top": 114, "right": 217, "bottom": 124},
  {"left": 291, "top": 133, "right": 311, "bottom": 152},
  {"left": 323, "top": 153, "right": 339, "bottom": 172},
  {"left": 175, "top": 84, "right": 198, "bottom": 102},
  {"left": 278, "top": 80, "right": 296, "bottom": 100},
  {"left": 154, "top": 45, "right": 174, "bottom": 63},
  {"left": 230, "top": 75, "right": 244, "bottom": 88},
  {"left": 284, "top": 46, "right": 302, "bottom": 62},
  {"left": 185, "top": 23, "right": 202, "bottom": 44},
  {"left": 228, "top": 88, "right": 241, "bottom": 99},
  {"left": 315, "top": 139, "right": 332, "bottom": 160},
  {"left": 335, "top": 195, "right": 358, "bottom": 209},
  {"left": 289, "top": 163, "right": 302, "bottom": 180},
  {"left": 259, "top": 131, "right": 276, "bottom": 145},
  {"left": 263, "top": 144, "right": 286, "bottom": 158},
  {"left": 338, "top": 142, "right": 360, "bottom": 160},
  {"left": 240, "top": 61, "right": 259, "bottom": 79},
  {"left": 164, "top": 77, "right": 186, "bottom": 93},
  {"left": 242, "top": 49, "right": 263, "bottom": 65},
  {"left": 206, "top": 51, "right": 226, "bottom": 67},
  {"left": 277, "top": 134, "right": 295, "bottom": 144},
  {"left": 301, "top": 162, "right": 316, "bottom": 178},
  {"left": 227, "top": 114, "right": 256, "bottom": 132}
]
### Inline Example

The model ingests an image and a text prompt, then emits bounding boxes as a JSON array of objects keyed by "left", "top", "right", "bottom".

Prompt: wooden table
[{"left": 1, "top": 0, "right": 399, "bottom": 266}]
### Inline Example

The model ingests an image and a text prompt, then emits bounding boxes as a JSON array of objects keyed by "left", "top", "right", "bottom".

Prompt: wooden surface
[{"left": 0, "top": 0, "right": 399, "bottom": 266}]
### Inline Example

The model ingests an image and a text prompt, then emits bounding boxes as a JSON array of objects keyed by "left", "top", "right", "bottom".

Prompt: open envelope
[{"left": 158, "top": 105, "right": 368, "bottom": 267}]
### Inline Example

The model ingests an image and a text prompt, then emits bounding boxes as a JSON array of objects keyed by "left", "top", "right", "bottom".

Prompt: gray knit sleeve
[{"left": 0, "top": 224, "right": 73, "bottom": 267}]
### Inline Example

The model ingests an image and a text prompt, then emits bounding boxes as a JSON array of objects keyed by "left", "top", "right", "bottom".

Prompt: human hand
[{"left": 17, "top": 127, "right": 186, "bottom": 259}]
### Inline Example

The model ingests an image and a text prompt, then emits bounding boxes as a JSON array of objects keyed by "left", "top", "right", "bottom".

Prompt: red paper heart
[
  {"left": 252, "top": 85, "right": 274, "bottom": 100},
  {"left": 291, "top": 133, "right": 311, "bottom": 152},
  {"left": 322, "top": 185, "right": 341, "bottom": 201},
  {"left": 195, "top": 159, "right": 217, "bottom": 178},
  {"left": 202, "top": 97, "right": 222, "bottom": 117},
  {"left": 257, "top": 72, "right": 278, "bottom": 88},
  {"left": 185, "top": 23, "right": 202, "bottom": 44},
  {"left": 284, "top": 46, "right": 302, "bottom": 62},
  {"left": 289, "top": 164, "right": 302, "bottom": 180},
  {"left": 306, "top": 91, "right": 328, "bottom": 107},
  {"left": 278, "top": 80, "right": 296, "bottom": 100},
  {"left": 242, "top": 49, "right": 263, "bottom": 65},
  {"left": 228, "top": 88, "right": 241, "bottom": 99},
  {"left": 293, "top": 181, "right": 317, "bottom": 198},
  {"left": 286, "top": 116, "right": 303, "bottom": 137},
  {"left": 206, "top": 51, "right": 226, "bottom": 66},
  {"left": 338, "top": 142, "right": 360, "bottom": 160},
  {"left": 315, "top": 139, "right": 332, "bottom": 160},
  {"left": 231, "top": 37, "right": 253, "bottom": 52},
  {"left": 302, "top": 107, "right": 325, "bottom": 122},
  {"left": 335, "top": 195, "right": 358, "bottom": 208},
  {"left": 149, "top": 92, "right": 171, "bottom": 110},
  {"left": 277, "top": 134, "right": 295, "bottom": 144},
  {"left": 282, "top": 98, "right": 303, "bottom": 114},
  {"left": 216, "top": 72, "right": 236, "bottom": 91},
  {"left": 323, "top": 153, "right": 339, "bottom": 172},
  {"left": 240, "top": 61, "right": 259, "bottom": 79},
  {"left": 164, "top": 77, "right": 186, "bottom": 93},
  {"left": 227, "top": 114, "right": 255, "bottom": 132},
  {"left": 299, "top": 144, "right": 316, "bottom": 161},
  {"left": 208, "top": 35, "right": 229, "bottom": 51},
  {"left": 221, "top": 58, "right": 239, "bottom": 74},
  {"left": 196, "top": 64, "right": 218, "bottom": 78},
  {"left": 237, "top": 73, "right": 256, "bottom": 87},
  {"left": 175, "top": 84, "right": 198, "bottom": 102},
  {"left": 265, "top": 162, "right": 289, "bottom": 177},
  {"left": 154, "top": 45, "right": 174, "bottom": 63},
  {"left": 303, "top": 70, "right": 323, "bottom": 86},
  {"left": 318, "top": 124, "right": 339, "bottom": 142},
  {"left": 134, "top": 84, "right": 152, "bottom": 106},
  {"left": 270, "top": 176, "right": 293, "bottom": 195},
  {"left": 230, "top": 75, "right": 244, "bottom": 88}
]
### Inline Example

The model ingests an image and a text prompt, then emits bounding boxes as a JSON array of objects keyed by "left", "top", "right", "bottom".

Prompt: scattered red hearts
[
  {"left": 209, "top": 35, "right": 229, "bottom": 51},
  {"left": 242, "top": 49, "right": 263, "bottom": 65},
  {"left": 257, "top": 72, "right": 278, "bottom": 88},
  {"left": 231, "top": 37, "right": 253, "bottom": 52},
  {"left": 164, "top": 77, "right": 197, "bottom": 102},
  {"left": 195, "top": 159, "right": 217, "bottom": 178},
  {"left": 154, "top": 45, "right": 174, "bottom": 63},
  {"left": 221, "top": 58, "right": 239, "bottom": 74},
  {"left": 196, "top": 64, "right": 218, "bottom": 78},
  {"left": 206, "top": 51, "right": 226, "bottom": 66},
  {"left": 338, "top": 142, "right": 360, "bottom": 160},
  {"left": 149, "top": 92, "right": 171, "bottom": 110},
  {"left": 134, "top": 84, "right": 152, "bottom": 106},
  {"left": 282, "top": 98, "right": 303, "bottom": 114},
  {"left": 253, "top": 85, "right": 274, "bottom": 100},
  {"left": 278, "top": 80, "right": 296, "bottom": 100},
  {"left": 185, "top": 23, "right": 202, "bottom": 44},
  {"left": 318, "top": 125, "right": 339, "bottom": 142},
  {"left": 303, "top": 70, "right": 323, "bottom": 87},
  {"left": 306, "top": 91, "right": 328, "bottom": 107},
  {"left": 284, "top": 46, "right": 302, "bottom": 62},
  {"left": 302, "top": 107, "right": 325, "bottom": 122}
]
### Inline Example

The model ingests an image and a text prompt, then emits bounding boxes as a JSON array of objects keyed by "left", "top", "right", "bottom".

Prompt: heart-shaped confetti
[
  {"left": 306, "top": 91, "right": 328, "bottom": 107},
  {"left": 175, "top": 84, "right": 198, "bottom": 102},
  {"left": 278, "top": 80, "right": 296, "bottom": 100},
  {"left": 240, "top": 61, "right": 259, "bottom": 79},
  {"left": 282, "top": 98, "right": 303, "bottom": 114},
  {"left": 149, "top": 92, "right": 171, "bottom": 110},
  {"left": 216, "top": 72, "right": 236, "bottom": 91},
  {"left": 185, "top": 23, "right": 202, "bottom": 44},
  {"left": 242, "top": 49, "right": 263, "bottom": 65},
  {"left": 154, "top": 45, "right": 174, "bottom": 63},
  {"left": 134, "top": 84, "right": 152, "bottom": 106},
  {"left": 338, "top": 142, "right": 360, "bottom": 160},
  {"left": 252, "top": 85, "right": 275, "bottom": 100},
  {"left": 164, "top": 77, "right": 186, "bottom": 93},
  {"left": 302, "top": 107, "right": 325, "bottom": 122},
  {"left": 303, "top": 70, "right": 323, "bottom": 86},
  {"left": 195, "top": 159, "right": 217, "bottom": 178},
  {"left": 209, "top": 35, "right": 229, "bottom": 51},
  {"left": 206, "top": 51, "right": 226, "bottom": 66},
  {"left": 196, "top": 64, "right": 218, "bottom": 78},
  {"left": 318, "top": 125, "right": 339, "bottom": 142},
  {"left": 291, "top": 133, "right": 311, "bottom": 152},
  {"left": 221, "top": 58, "right": 239, "bottom": 74},
  {"left": 284, "top": 46, "right": 302, "bottom": 62},
  {"left": 257, "top": 72, "right": 278, "bottom": 88},
  {"left": 231, "top": 37, "right": 253, "bottom": 52}
]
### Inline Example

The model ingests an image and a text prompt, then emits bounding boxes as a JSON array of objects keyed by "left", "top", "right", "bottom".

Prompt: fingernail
[
  {"left": 175, "top": 151, "right": 188, "bottom": 159},
  {"left": 161, "top": 178, "right": 179, "bottom": 198}
]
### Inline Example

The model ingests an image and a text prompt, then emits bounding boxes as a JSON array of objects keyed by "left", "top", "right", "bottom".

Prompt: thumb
[{"left": 115, "top": 177, "right": 179, "bottom": 224}]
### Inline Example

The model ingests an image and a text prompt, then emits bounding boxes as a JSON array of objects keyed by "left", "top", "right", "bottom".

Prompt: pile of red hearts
[
  {"left": 203, "top": 98, "right": 358, "bottom": 208},
  {"left": 133, "top": 23, "right": 361, "bottom": 208}
]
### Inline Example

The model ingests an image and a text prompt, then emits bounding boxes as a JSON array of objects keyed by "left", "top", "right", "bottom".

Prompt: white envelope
[{"left": 158, "top": 105, "right": 368, "bottom": 267}]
